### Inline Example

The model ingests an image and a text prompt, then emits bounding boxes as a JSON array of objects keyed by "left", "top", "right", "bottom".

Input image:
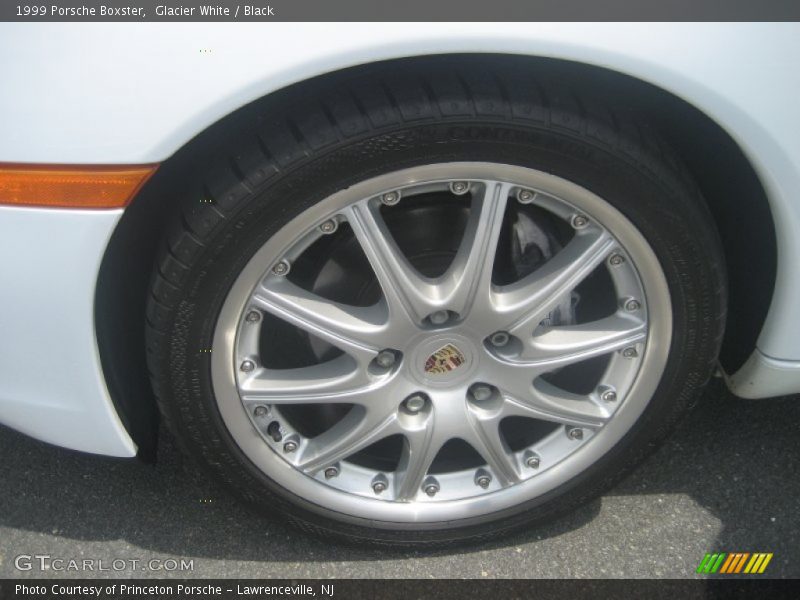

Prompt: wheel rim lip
[{"left": 211, "top": 162, "right": 672, "bottom": 524}]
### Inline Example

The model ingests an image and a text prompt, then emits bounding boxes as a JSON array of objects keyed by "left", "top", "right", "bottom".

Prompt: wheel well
[{"left": 95, "top": 54, "right": 776, "bottom": 458}]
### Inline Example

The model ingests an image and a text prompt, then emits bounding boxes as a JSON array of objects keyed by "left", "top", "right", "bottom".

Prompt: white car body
[{"left": 1, "top": 22, "right": 798, "bottom": 458}]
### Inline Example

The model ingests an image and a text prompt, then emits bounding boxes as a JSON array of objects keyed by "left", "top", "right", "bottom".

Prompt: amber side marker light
[{"left": 0, "top": 164, "right": 158, "bottom": 209}]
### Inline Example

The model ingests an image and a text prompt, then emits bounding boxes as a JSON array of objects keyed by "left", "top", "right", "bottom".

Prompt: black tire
[{"left": 145, "top": 60, "right": 726, "bottom": 547}]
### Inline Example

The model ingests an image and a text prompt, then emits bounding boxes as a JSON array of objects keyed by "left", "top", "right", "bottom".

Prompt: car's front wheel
[{"left": 146, "top": 64, "right": 725, "bottom": 546}]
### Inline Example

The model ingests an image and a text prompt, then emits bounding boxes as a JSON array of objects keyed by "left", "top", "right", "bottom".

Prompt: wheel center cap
[
  {"left": 412, "top": 333, "right": 478, "bottom": 387},
  {"left": 424, "top": 343, "right": 467, "bottom": 375}
]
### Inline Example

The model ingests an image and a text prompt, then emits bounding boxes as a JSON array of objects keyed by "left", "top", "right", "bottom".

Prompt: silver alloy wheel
[{"left": 212, "top": 163, "right": 671, "bottom": 523}]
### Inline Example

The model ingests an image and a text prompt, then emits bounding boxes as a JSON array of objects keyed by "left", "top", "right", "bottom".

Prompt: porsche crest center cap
[{"left": 424, "top": 343, "right": 467, "bottom": 375}]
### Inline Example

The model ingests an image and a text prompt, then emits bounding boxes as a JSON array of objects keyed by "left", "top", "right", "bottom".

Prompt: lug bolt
[
  {"left": 571, "top": 214, "right": 589, "bottom": 229},
  {"left": 240, "top": 360, "right": 255, "bottom": 372},
  {"left": 245, "top": 310, "right": 261, "bottom": 323},
  {"left": 568, "top": 428, "right": 584, "bottom": 441},
  {"left": 372, "top": 480, "right": 387, "bottom": 494},
  {"left": 319, "top": 219, "right": 338, "bottom": 234},
  {"left": 283, "top": 440, "right": 298, "bottom": 453},
  {"left": 429, "top": 310, "right": 450, "bottom": 325},
  {"left": 490, "top": 331, "right": 510, "bottom": 347},
  {"left": 526, "top": 455, "right": 541, "bottom": 469},
  {"left": 272, "top": 260, "right": 291, "bottom": 276},
  {"left": 608, "top": 254, "right": 625, "bottom": 267},
  {"left": 381, "top": 191, "right": 401, "bottom": 206},
  {"left": 475, "top": 473, "right": 492, "bottom": 489},
  {"left": 450, "top": 181, "right": 470, "bottom": 195},
  {"left": 375, "top": 350, "right": 397, "bottom": 369},
  {"left": 471, "top": 384, "right": 493, "bottom": 402},
  {"left": 601, "top": 389, "right": 618, "bottom": 403},
  {"left": 622, "top": 347, "right": 639, "bottom": 359},
  {"left": 404, "top": 394, "right": 427, "bottom": 414},
  {"left": 517, "top": 189, "right": 536, "bottom": 204},
  {"left": 423, "top": 480, "right": 440, "bottom": 497},
  {"left": 324, "top": 466, "right": 340, "bottom": 479},
  {"left": 253, "top": 405, "right": 269, "bottom": 417},
  {"left": 625, "top": 299, "right": 641, "bottom": 312}
]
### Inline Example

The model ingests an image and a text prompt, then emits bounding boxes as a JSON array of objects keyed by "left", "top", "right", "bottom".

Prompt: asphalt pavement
[{"left": 1, "top": 381, "right": 797, "bottom": 579}]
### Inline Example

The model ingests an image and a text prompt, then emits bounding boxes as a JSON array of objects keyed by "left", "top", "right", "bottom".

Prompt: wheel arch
[{"left": 95, "top": 54, "right": 776, "bottom": 458}]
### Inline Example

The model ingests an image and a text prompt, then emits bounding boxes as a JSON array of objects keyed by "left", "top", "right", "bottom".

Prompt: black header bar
[{"left": 1, "top": 0, "right": 800, "bottom": 22}]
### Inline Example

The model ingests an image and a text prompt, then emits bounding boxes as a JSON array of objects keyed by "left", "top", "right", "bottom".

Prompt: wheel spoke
[
  {"left": 240, "top": 355, "right": 377, "bottom": 406},
  {"left": 464, "top": 414, "right": 520, "bottom": 486},
  {"left": 500, "top": 378, "right": 610, "bottom": 428},
  {"left": 297, "top": 406, "right": 400, "bottom": 473},
  {"left": 439, "top": 181, "right": 511, "bottom": 317},
  {"left": 519, "top": 313, "right": 646, "bottom": 370},
  {"left": 393, "top": 426, "right": 443, "bottom": 501},
  {"left": 493, "top": 229, "right": 615, "bottom": 337},
  {"left": 343, "top": 202, "right": 436, "bottom": 325},
  {"left": 253, "top": 278, "right": 385, "bottom": 363}
]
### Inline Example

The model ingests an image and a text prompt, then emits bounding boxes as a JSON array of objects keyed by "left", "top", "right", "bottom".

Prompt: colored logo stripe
[
  {"left": 697, "top": 553, "right": 726, "bottom": 574},
  {"left": 697, "top": 552, "right": 773, "bottom": 574},
  {"left": 722, "top": 553, "right": 749, "bottom": 573}
]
